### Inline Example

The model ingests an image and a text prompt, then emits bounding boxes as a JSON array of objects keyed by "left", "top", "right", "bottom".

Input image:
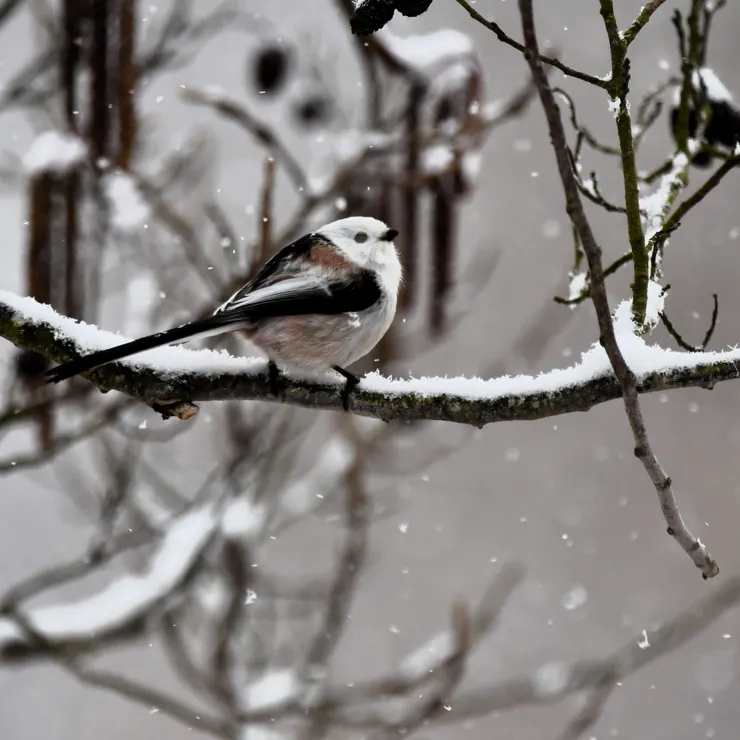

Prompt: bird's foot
[
  {"left": 267, "top": 361, "right": 284, "bottom": 400},
  {"left": 332, "top": 365, "right": 360, "bottom": 412}
]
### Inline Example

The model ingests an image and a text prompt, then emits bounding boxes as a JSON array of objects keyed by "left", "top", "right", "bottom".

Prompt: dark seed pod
[
  {"left": 252, "top": 44, "right": 291, "bottom": 96},
  {"left": 293, "top": 95, "right": 333, "bottom": 128},
  {"left": 350, "top": 0, "right": 395, "bottom": 36},
  {"left": 15, "top": 350, "right": 49, "bottom": 380},
  {"left": 394, "top": 0, "right": 434, "bottom": 17}
]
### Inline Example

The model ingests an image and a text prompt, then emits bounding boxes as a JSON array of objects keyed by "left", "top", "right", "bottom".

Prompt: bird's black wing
[
  {"left": 231, "top": 269, "right": 381, "bottom": 319},
  {"left": 216, "top": 232, "right": 326, "bottom": 314},
  {"left": 45, "top": 270, "right": 381, "bottom": 384}
]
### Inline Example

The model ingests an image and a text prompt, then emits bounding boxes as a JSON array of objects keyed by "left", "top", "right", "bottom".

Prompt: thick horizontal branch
[{"left": 2, "top": 291, "right": 740, "bottom": 427}]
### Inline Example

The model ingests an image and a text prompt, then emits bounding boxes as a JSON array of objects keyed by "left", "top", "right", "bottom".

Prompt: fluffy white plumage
[{"left": 319, "top": 215, "right": 403, "bottom": 295}]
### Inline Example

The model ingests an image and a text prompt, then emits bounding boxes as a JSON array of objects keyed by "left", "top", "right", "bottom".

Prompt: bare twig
[
  {"left": 337, "top": 575, "right": 740, "bottom": 728},
  {"left": 553, "top": 677, "right": 617, "bottom": 740},
  {"left": 181, "top": 86, "right": 307, "bottom": 191},
  {"left": 368, "top": 603, "right": 472, "bottom": 740},
  {"left": 66, "top": 661, "right": 231, "bottom": 738},
  {"left": 255, "top": 156, "right": 276, "bottom": 272},
  {"left": 452, "top": 0, "right": 609, "bottom": 89},
  {"left": 662, "top": 154, "right": 740, "bottom": 234},
  {"left": 517, "top": 0, "right": 718, "bottom": 578},
  {"left": 0, "top": 398, "right": 132, "bottom": 474},
  {"left": 659, "top": 293, "right": 719, "bottom": 352},
  {"left": 622, "top": 0, "right": 670, "bottom": 47}
]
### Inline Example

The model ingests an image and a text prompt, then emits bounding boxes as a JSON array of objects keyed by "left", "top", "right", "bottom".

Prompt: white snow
[
  {"left": 23, "top": 131, "right": 86, "bottom": 175},
  {"left": 533, "top": 661, "right": 570, "bottom": 697},
  {"left": 567, "top": 272, "right": 588, "bottom": 303},
  {"left": 3, "top": 290, "right": 740, "bottom": 411},
  {"left": 188, "top": 84, "right": 229, "bottom": 104},
  {"left": 360, "top": 295, "right": 740, "bottom": 402},
  {"left": 640, "top": 151, "right": 689, "bottom": 242},
  {"left": 644, "top": 280, "right": 665, "bottom": 329},
  {"left": 334, "top": 129, "right": 392, "bottom": 162},
  {"left": 694, "top": 68, "right": 733, "bottom": 103},
  {"left": 462, "top": 151, "right": 482, "bottom": 184},
  {"left": 220, "top": 497, "right": 266, "bottom": 540},
  {"left": 671, "top": 68, "right": 734, "bottom": 106},
  {"left": 561, "top": 584, "right": 588, "bottom": 611},
  {"left": 382, "top": 29, "right": 474, "bottom": 75},
  {"left": 239, "top": 727, "right": 283, "bottom": 740},
  {"left": 398, "top": 631, "right": 455, "bottom": 681},
  {"left": 243, "top": 669, "right": 301, "bottom": 711},
  {"left": 432, "top": 61, "right": 476, "bottom": 98},
  {"left": 196, "top": 576, "right": 230, "bottom": 615},
  {"left": 0, "top": 290, "right": 266, "bottom": 376},
  {"left": 422, "top": 145, "right": 454, "bottom": 176},
  {"left": 0, "top": 501, "right": 218, "bottom": 648},
  {"left": 104, "top": 171, "right": 151, "bottom": 232}
]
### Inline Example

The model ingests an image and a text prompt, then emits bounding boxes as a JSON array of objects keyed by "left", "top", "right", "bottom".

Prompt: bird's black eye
[{"left": 354, "top": 232, "right": 368, "bottom": 243}]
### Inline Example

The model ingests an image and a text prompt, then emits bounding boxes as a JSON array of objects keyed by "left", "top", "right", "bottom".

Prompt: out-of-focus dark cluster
[{"left": 350, "top": 0, "right": 435, "bottom": 36}]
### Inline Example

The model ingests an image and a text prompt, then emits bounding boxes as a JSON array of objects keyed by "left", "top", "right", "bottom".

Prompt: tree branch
[
  {"left": 2, "top": 291, "right": 740, "bottom": 433},
  {"left": 451, "top": 0, "right": 609, "bottom": 89},
  {"left": 516, "top": 0, "right": 718, "bottom": 579},
  {"left": 622, "top": 0, "right": 670, "bottom": 47}
]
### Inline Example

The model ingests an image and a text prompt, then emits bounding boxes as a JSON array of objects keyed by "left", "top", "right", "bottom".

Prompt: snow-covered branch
[
  {"left": 2, "top": 289, "right": 740, "bottom": 429},
  {"left": 0, "top": 500, "right": 221, "bottom": 659}
]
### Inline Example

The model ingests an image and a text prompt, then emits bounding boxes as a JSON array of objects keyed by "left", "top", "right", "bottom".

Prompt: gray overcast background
[{"left": 2, "top": 1, "right": 740, "bottom": 738}]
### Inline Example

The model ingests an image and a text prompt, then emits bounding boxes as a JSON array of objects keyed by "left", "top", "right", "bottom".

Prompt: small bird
[
  {"left": 44, "top": 216, "right": 402, "bottom": 410},
  {"left": 670, "top": 67, "right": 740, "bottom": 168}
]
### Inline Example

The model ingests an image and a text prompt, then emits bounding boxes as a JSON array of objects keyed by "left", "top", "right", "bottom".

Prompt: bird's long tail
[{"left": 44, "top": 313, "right": 246, "bottom": 384}]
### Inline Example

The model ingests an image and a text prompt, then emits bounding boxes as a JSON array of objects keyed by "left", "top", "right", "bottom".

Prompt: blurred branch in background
[{"left": 1, "top": 474, "right": 739, "bottom": 739}]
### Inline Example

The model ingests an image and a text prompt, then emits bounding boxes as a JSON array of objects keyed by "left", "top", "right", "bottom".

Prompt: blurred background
[{"left": 1, "top": 1, "right": 740, "bottom": 738}]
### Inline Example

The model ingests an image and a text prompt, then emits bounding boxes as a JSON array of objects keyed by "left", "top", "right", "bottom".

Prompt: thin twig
[
  {"left": 0, "top": 399, "right": 132, "bottom": 474},
  {"left": 256, "top": 156, "right": 276, "bottom": 272},
  {"left": 336, "top": 575, "right": 740, "bottom": 727},
  {"left": 659, "top": 293, "right": 719, "bottom": 352},
  {"left": 622, "top": 0, "right": 670, "bottom": 47},
  {"left": 598, "top": 1, "right": 648, "bottom": 327},
  {"left": 663, "top": 155, "right": 740, "bottom": 233},
  {"left": 452, "top": 0, "right": 609, "bottom": 89},
  {"left": 517, "top": 0, "right": 718, "bottom": 578},
  {"left": 181, "top": 86, "right": 307, "bottom": 191},
  {"left": 553, "top": 676, "right": 617, "bottom": 740},
  {"left": 67, "top": 661, "right": 231, "bottom": 738}
]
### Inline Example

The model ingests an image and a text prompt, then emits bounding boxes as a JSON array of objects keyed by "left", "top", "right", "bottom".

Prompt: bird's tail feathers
[{"left": 44, "top": 313, "right": 248, "bottom": 384}]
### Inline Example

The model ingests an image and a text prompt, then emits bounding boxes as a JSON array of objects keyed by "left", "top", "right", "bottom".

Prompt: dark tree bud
[
  {"left": 251, "top": 44, "right": 291, "bottom": 96},
  {"left": 293, "top": 95, "right": 333, "bottom": 128},
  {"left": 704, "top": 100, "right": 740, "bottom": 148},
  {"left": 350, "top": 0, "right": 395, "bottom": 35},
  {"left": 394, "top": 0, "right": 434, "bottom": 17},
  {"left": 15, "top": 350, "right": 49, "bottom": 379}
]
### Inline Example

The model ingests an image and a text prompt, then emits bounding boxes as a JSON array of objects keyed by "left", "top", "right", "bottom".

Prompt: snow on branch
[
  {"left": 23, "top": 130, "right": 87, "bottom": 175},
  {"left": 0, "top": 500, "right": 220, "bottom": 659},
  {"left": 2, "top": 290, "right": 740, "bottom": 426}
]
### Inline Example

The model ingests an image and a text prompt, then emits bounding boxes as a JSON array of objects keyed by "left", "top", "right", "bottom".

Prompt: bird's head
[{"left": 317, "top": 216, "right": 401, "bottom": 291}]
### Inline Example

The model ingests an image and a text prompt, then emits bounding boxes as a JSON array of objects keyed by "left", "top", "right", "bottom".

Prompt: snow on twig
[
  {"left": 2, "top": 288, "right": 740, "bottom": 436},
  {"left": 0, "top": 500, "right": 220, "bottom": 654},
  {"left": 23, "top": 130, "right": 86, "bottom": 175}
]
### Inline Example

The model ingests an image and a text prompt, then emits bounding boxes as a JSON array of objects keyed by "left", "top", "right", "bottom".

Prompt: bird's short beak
[{"left": 381, "top": 228, "right": 399, "bottom": 242}]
